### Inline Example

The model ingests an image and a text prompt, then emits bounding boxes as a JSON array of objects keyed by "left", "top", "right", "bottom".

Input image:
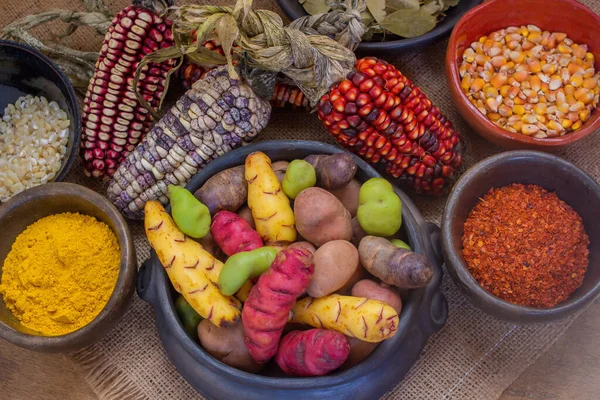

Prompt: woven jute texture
[{"left": 3, "top": 0, "right": 599, "bottom": 399}]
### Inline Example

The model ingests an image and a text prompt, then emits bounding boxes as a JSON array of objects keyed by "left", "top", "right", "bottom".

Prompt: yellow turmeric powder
[{"left": 0, "top": 212, "right": 120, "bottom": 336}]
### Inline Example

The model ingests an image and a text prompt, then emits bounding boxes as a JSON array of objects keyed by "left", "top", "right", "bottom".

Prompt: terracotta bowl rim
[{"left": 446, "top": 0, "right": 600, "bottom": 148}]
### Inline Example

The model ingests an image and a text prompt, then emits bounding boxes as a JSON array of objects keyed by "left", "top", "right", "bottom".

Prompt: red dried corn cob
[
  {"left": 318, "top": 57, "right": 463, "bottom": 195},
  {"left": 178, "top": 40, "right": 225, "bottom": 90},
  {"left": 81, "top": 5, "right": 176, "bottom": 179}
]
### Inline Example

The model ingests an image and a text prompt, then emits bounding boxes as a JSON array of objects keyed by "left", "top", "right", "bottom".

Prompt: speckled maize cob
[
  {"left": 107, "top": 66, "right": 272, "bottom": 219},
  {"left": 81, "top": 5, "right": 176, "bottom": 179}
]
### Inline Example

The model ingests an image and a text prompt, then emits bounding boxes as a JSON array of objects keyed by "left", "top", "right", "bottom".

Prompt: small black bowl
[
  {"left": 276, "top": 0, "right": 483, "bottom": 55},
  {"left": 0, "top": 40, "right": 81, "bottom": 183},
  {"left": 442, "top": 151, "right": 600, "bottom": 323}
]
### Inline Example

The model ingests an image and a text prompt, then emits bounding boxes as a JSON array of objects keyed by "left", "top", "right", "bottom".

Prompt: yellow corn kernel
[
  {"left": 513, "top": 104, "right": 525, "bottom": 115},
  {"left": 507, "top": 40, "right": 520, "bottom": 50},
  {"left": 529, "top": 75, "right": 542, "bottom": 92},
  {"left": 553, "top": 32, "right": 567, "bottom": 42},
  {"left": 479, "top": 36, "right": 488, "bottom": 44},
  {"left": 579, "top": 92, "right": 595, "bottom": 105},
  {"left": 470, "top": 78, "right": 485, "bottom": 93},
  {"left": 568, "top": 63, "right": 585, "bottom": 76},
  {"left": 579, "top": 109, "right": 591, "bottom": 122},
  {"left": 528, "top": 32, "right": 542, "bottom": 43},
  {"left": 463, "top": 48, "right": 476, "bottom": 63},
  {"left": 533, "top": 103, "right": 547, "bottom": 115},
  {"left": 585, "top": 52, "right": 594, "bottom": 63},
  {"left": 546, "top": 120, "right": 563, "bottom": 131},
  {"left": 557, "top": 43, "right": 572, "bottom": 54},
  {"left": 527, "top": 59, "right": 542, "bottom": 73},
  {"left": 509, "top": 51, "right": 525, "bottom": 63},
  {"left": 584, "top": 68, "right": 596, "bottom": 79},
  {"left": 511, "top": 121, "right": 524, "bottom": 132},
  {"left": 514, "top": 70, "right": 529, "bottom": 83},
  {"left": 558, "top": 102, "right": 570, "bottom": 113},
  {"left": 566, "top": 94, "right": 577, "bottom": 105},
  {"left": 572, "top": 120, "right": 583, "bottom": 130},
  {"left": 572, "top": 46, "right": 587, "bottom": 60},
  {"left": 507, "top": 86, "right": 520, "bottom": 98},
  {"left": 542, "top": 63, "right": 557, "bottom": 75},
  {"left": 514, "top": 96, "right": 525, "bottom": 105},
  {"left": 561, "top": 119, "right": 573, "bottom": 129},
  {"left": 487, "top": 112, "right": 502, "bottom": 121},
  {"left": 549, "top": 75, "right": 562, "bottom": 90},
  {"left": 564, "top": 84, "right": 576, "bottom": 95},
  {"left": 500, "top": 85, "right": 511, "bottom": 97},
  {"left": 498, "top": 105, "right": 513, "bottom": 117},
  {"left": 583, "top": 77, "right": 598, "bottom": 89},
  {"left": 574, "top": 87, "right": 588, "bottom": 100},
  {"left": 560, "top": 67, "right": 571, "bottom": 83},
  {"left": 569, "top": 101, "right": 585, "bottom": 112},
  {"left": 519, "top": 26, "right": 529, "bottom": 37},
  {"left": 490, "top": 73, "right": 508, "bottom": 89},
  {"left": 570, "top": 74, "right": 584, "bottom": 87},
  {"left": 461, "top": 76, "right": 473, "bottom": 91},
  {"left": 522, "top": 41, "right": 535, "bottom": 51},
  {"left": 485, "top": 97, "right": 499, "bottom": 112},
  {"left": 475, "top": 54, "right": 490, "bottom": 66},
  {"left": 484, "top": 85, "right": 499, "bottom": 98},
  {"left": 583, "top": 61, "right": 594, "bottom": 70},
  {"left": 490, "top": 56, "right": 507, "bottom": 69},
  {"left": 540, "top": 82, "right": 550, "bottom": 93},
  {"left": 522, "top": 124, "right": 540, "bottom": 135},
  {"left": 522, "top": 114, "right": 538, "bottom": 124}
]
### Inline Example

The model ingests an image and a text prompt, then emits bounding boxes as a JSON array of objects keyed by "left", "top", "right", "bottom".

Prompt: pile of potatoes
[{"left": 147, "top": 151, "right": 435, "bottom": 376}]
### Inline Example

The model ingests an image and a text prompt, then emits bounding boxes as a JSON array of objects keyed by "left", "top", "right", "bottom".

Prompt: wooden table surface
[{"left": 1, "top": 299, "right": 598, "bottom": 400}]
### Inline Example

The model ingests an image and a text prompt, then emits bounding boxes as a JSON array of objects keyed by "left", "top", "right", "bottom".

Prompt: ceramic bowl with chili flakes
[
  {"left": 441, "top": 151, "right": 600, "bottom": 323},
  {"left": 446, "top": 0, "right": 600, "bottom": 151}
]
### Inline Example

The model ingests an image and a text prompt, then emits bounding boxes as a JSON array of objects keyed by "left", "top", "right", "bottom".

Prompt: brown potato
[
  {"left": 287, "top": 241, "right": 317, "bottom": 255},
  {"left": 359, "top": 236, "right": 433, "bottom": 289},
  {"left": 294, "top": 187, "right": 352, "bottom": 246},
  {"left": 329, "top": 179, "right": 361, "bottom": 217},
  {"left": 351, "top": 217, "right": 368, "bottom": 247},
  {"left": 198, "top": 320, "right": 263, "bottom": 373},
  {"left": 307, "top": 240, "right": 359, "bottom": 298},
  {"left": 237, "top": 205, "right": 255, "bottom": 229},
  {"left": 341, "top": 337, "right": 379, "bottom": 370},
  {"left": 194, "top": 166, "right": 247, "bottom": 215},
  {"left": 337, "top": 263, "right": 369, "bottom": 295},
  {"left": 352, "top": 279, "right": 403, "bottom": 314},
  {"left": 272, "top": 160, "right": 289, "bottom": 183}
]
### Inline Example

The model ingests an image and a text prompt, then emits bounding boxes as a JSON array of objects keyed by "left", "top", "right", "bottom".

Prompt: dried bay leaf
[
  {"left": 380, "top": 8, "right": 437, "bottom": 38},
  {"left": 421, "top": 0, "right": 445, "bottom": 15},
  {"left": 366, "top": 0, "right": 387, "bottom": 23},
  {"left": 299, "top": 0, "right": 330, "bottom": 16},
  {"left": 387, "top": 0, "right": 420, "bottom": 11}
]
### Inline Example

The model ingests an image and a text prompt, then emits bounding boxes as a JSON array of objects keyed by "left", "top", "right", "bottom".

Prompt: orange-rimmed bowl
[{"left": 446, "top": 0, "right": 600, "bottom": 151}]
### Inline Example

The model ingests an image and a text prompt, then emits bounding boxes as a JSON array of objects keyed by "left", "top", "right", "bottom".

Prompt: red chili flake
[{"left": 462, "top": 183, "right": 590, "bottom": 308}]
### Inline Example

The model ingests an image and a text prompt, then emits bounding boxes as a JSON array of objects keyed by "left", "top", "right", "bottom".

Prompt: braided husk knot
[{"left": 288, "top": 0, "right": 367, "bottom": 51}]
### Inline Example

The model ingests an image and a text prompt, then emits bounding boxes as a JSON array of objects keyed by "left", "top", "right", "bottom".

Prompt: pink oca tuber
[
  {"left": 210, "top": 211, "right": 263, "bottom": 256},
  {"left": 275, "top": 329, "right": 351, "bottom": 376},
  {"left": 242, "top": 247, "right": 314, "bottom": 363}
]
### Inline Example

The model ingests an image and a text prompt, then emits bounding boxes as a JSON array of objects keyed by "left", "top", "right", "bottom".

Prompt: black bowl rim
[
  {"left": 442, "top": 150, "right": 600, "bottom": 322},
  {"left": 276, "top": 0, "right": 484, "bottom": 52},
  {"left": 0, "top": 39, "right": 81, "bottom": 183},
  {"left": 0, "top": 182, "right": 136, "bottom": 351}
]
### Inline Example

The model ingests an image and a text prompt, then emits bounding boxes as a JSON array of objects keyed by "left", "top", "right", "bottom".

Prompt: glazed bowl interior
[
  {"left": 0, "top": 183, "right": 136, "bottom": 352},
  {"left": 442, "top": 151, "right": 600, "bottom": 323},
  {"left": 0, "top": 40, "right": 81, "bottom": 182},
  {"left": 446, "top": 0, "right": 600, "bottom": 150},
  {"left": 277, "top": 0, "right": 483, "bottom": 54}
]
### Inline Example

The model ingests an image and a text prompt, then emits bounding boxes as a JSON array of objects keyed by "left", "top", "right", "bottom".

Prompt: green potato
[
  {"left": 169, "top": 185, "right": 211, "bottom": 238},
  {"left": 218, "top": 246, "right": 279, "bottom": 296},
  {"left": 282, "top": 160, "right": 317, "bottom": 199},
  {"left": 175, "top": 295, "right": 203, "bottom": 337},
  {"left": 390, "top": 239, "right": 411, "bottom": 251},
  {"left": 357, "top": 178, "right": 402, "bottom": 237}
]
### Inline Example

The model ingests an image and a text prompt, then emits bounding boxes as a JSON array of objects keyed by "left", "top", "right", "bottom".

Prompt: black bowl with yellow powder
[{"left": 0, "top": 182, "right": 136, "bottom": 352}]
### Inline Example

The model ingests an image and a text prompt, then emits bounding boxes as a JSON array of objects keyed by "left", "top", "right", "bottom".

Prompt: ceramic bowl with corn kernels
[
  {"left": 0, "top": 40, "right": 81, "bottom": 202},
  {"left": 445, "top": 0, "right": 600, "bottom": 151}
]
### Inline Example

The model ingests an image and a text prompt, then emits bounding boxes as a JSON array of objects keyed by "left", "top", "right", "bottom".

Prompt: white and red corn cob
[{"left": 81, "top": 5, "right": 176, "bottom": 179}]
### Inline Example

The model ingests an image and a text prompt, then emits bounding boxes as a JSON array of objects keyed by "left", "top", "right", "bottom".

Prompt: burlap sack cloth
[{"left": 4, "top": 0, "right": 600, "bottom": 398}]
